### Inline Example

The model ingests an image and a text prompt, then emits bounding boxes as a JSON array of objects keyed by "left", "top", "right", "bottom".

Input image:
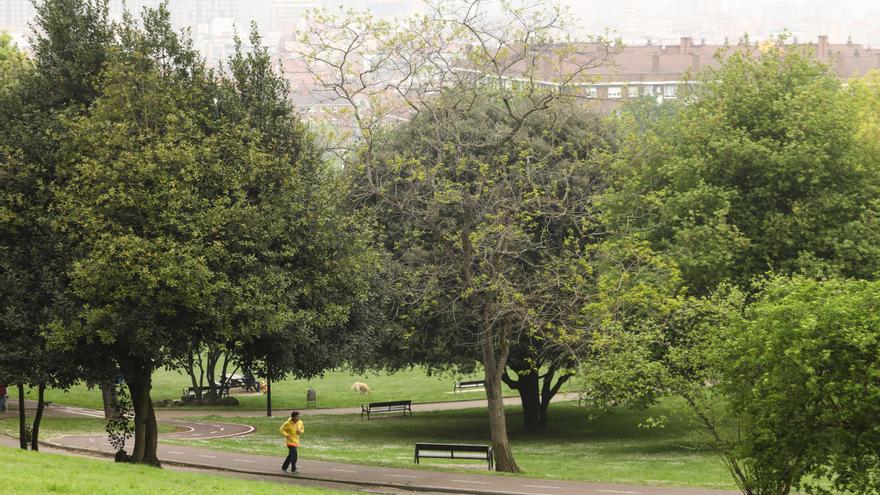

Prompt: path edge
[{"left": 37, "top": 438, "right": 534, "bottom": 495}]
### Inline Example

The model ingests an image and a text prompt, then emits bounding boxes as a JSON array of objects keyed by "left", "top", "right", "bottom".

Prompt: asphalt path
[
  {"left": 47, "top": 433, "right": 736, "bottom": 495},
  {"left": 153, "top": 392, "right": 583, "bottom": 419},
  {"left": 4, "top": 398, "right": 738, "bottom": 495}
]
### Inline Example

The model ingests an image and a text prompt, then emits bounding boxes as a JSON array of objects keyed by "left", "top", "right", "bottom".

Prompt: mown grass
[
  {"left": 0, "top": 446, "right": 354, "bottom": 495},
  {"left": 25, "top": 366, "right": 535, "bottom": 410},
  {"left": 171, "top": 398, "right": 735, "bottom": 489}
]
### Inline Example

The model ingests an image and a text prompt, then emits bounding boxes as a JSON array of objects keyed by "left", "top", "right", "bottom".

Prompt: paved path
[
  {"left": 0, "top": 436, "right": 439, "bottom": 495},
  {"left": 153, "top": 392, "right": 583, "bottom": 419},
  {"left": 2, "top": 399, "right": 254, "bottom": 440},
  {"left": 47, "top": 433, "right": 737, "bottom": 495},
  {"left": 5, "top": 398, "right": 738, "bottom": 495}
]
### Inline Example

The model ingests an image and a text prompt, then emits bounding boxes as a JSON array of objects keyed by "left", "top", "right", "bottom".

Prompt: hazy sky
[
  {"left": 3, "top": 0, "right": 879, "bottom": 47},
  {"left": 561, "top": 0, "right": 880, "bottom": 44}
]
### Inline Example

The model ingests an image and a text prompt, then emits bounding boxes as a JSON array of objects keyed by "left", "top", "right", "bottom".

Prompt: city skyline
[{"left": 3, "top": 0, "right": 880, "bottom": 53}]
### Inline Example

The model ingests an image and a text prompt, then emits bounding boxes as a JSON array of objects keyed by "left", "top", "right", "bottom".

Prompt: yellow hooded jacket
[{"left": 279, "top": 418, "right": 304, "bottom": 447}]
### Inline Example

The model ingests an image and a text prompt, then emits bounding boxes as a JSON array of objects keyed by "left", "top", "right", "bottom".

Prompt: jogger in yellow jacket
[{"left": 279, "top": 411, "right": 304, "bottom": 473}]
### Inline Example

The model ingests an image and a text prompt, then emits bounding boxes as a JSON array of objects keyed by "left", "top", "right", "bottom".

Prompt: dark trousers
[{"left": 282, "top": 445, "right": 298, "bottom": 471}]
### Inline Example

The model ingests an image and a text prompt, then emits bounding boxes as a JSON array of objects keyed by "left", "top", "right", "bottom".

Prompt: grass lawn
[
  {"left": 0, "top": 446, "right": 353, "bottom": 495},
  {"left": 170, "top": 398, "right": 735, "bottom": 489},
  {"left": 25, "top": 366, "right": 536, "bottom": 410},
  {"left": 0, "top": 416, "right": 176, "bottom": 439}
]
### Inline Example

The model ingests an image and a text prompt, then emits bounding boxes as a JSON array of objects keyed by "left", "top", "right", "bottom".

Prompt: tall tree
[
  {"left": 0, "top": 0, "right": 114, "bottom": 451},
  {"left": 207, "top": 28, "right": 384, "bottom": 412},
  {"left": 299, "top": 0, "right": 612, "bottom": 470},
  {"left": 640, "top": 47, "right": 880, "bottom": 295},
  {"left": 51, "top": 12, "right": 379, "bottom": 465},
  {"left": 587, "top": 44, "right": 880, "bottom": 494},
  {"left": 349, "top": 94, "right": 679, "bottom": 471}
]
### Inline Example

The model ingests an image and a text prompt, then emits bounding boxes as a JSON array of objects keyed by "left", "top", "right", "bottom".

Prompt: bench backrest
[
  {"left": 457, "top": 380, "right": 484, "bottom": 386},
  {"left": 368, "top": 400, "right": 411, "bottom": 407},
  {"left": 415, "top": 443, "right": 490, "bottom": 453}
]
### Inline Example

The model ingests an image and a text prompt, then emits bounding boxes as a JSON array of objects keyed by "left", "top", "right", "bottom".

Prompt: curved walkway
[
  {"left": 46, "top": 433, "right": 736, "bottom": 495},
  {"left": 3, "top": 399, "right": 253, "bottom": 440},
  {"left": 154, "top": 392, "right": 582, "bottom": 419}
]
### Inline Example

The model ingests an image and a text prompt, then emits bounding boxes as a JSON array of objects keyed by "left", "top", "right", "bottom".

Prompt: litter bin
[{"left": 306, "top": 388, "right": 317, "bottom": 408}]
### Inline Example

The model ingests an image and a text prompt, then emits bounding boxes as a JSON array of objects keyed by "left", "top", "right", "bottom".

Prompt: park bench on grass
[
  {"left": 361, "top": 400, "right": 412, "bottom": 419},
  {"left": 181, "top": 385, "right": 230, "bottom": 401},
  {"left": 453, "top": 379, "right": 485, "bottom": 393},
  {"left": 414, "top": 443, "right": 494, "bottom": 470}
]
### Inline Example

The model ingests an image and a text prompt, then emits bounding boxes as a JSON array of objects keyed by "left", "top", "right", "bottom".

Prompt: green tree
[
  {"left": 51, "top": 11, "right": 379, "bottom": 465},
  {"left": 0, "top": 32, "right": 26, "bottom": 89},
  {"left": 213, "top": 28, "right": 383, "bottom": 415},
  {"left": 351, "top": 92, "right": 682, "bottom": 472},
  {"left": 592, "top": 46, "right": 880, "bottom": 493},
  {"left": 850, "top": 69, "right": 880, "bottom": 165},
  {"left": 300, "top": 0, "right": 616, "bottom": 470},
  {"left": 0, "top": 1, "right": 115, "bottom": 451},
  {"left": 640, "top": 47, "right": 880, "bottom": 295},
  {"left": 716, "top": 276, "right": 880, "bottom": 495}
]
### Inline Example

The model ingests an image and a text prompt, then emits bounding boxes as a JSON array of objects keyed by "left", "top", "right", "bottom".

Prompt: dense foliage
[
  {"left": 619, "top": 48, "right": 880, "bottom": 295},
  {"left": 2, "top": 2, "right": 879, "bottom": 490},
  {"left": 595, "top": 47, "right": 880, "bottom": 495},
  {"left": 1, "top": 1, "right": 378, "bottom": 464},
  {"left": 717, "top": 276, "right": 880, "bottom": 495}
]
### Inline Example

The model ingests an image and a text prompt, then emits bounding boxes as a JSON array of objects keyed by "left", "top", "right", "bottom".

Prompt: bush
[{"left": 717, "top": 276, "right": 880, "bottom": 494}]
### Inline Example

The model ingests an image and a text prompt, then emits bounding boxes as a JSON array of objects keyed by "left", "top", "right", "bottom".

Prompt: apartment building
[{"left": 575, "top": 35, "right": 880, "bottom": 109}]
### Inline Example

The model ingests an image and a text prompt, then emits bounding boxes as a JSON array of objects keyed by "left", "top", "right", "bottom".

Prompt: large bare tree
[{"left": 298, "top": 0, "right": 613, "bottom": 472}]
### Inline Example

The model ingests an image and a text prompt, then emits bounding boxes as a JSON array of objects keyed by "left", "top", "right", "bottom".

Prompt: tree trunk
[
  {"left": 219, "top": 351, "right": 232, "bottom": 393},
  {"left": 511, "top": 371, "right": 540, "bottom": 432},
  {"left": 266, "top": 376, "right": 272, "bottom": 418},
  {"left": 538, "top": 368, "right": 570, "bottom": 431},
  {"left": 504, "top": 363, "right": 573, "bottom": 433},
  {"left": 30, "top": 384, "right": 46, "bottom": 451},
  {"left": 128, "top": 370, "right": 160, "bottom": 466},
  {"left": 129, "top": 378, "right": 147, "bottom": 463},
  {"left": 143, "top": 398, "right": 160, "bottom": 466},
  {"left": 480, "top": 326, "right": 520, "bottom": 473},
  {"left": 101, "top": 381, "right": 116, "bottom": 420},
  {"left": 206, "top": 348, "right": 220, "bottom": 403},
  {"left": 183, "top": 350, "right": 201, "bottom": 403},
  {"left": 17, "top": 383, "right": 26, "bottom": 450}
]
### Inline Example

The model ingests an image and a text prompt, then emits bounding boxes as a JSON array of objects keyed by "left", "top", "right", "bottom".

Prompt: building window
[
  {"left": 586, "top": 86, "right": 598, "bottom": 99},
  {"left": 664, "top": 85, "right": 677, "bottom": 97},
  {"left": 628, "top": 86, "right": 640, "bottom": 98},
  {"left": 607, "top": 86, "right": 622, "bottom": 99}
]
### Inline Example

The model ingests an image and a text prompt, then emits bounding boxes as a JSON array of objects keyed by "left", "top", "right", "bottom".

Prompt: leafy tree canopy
[
  {"left": 717, "top": 276, "right": 880, "bottom": 495},
  {"left": 621, "top": 48, "right": 880, "bottom": 295}
]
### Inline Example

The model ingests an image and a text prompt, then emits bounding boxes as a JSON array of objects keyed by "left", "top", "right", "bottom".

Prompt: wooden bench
[
  {"left": 361, "top": 400, "right": 412, "bottom": 419},
  {"left": 453, "top": 379, "right": 485, "bottom": 393},
  {"left": 414, "top": 443, "right": 494, "bottom": 470}
]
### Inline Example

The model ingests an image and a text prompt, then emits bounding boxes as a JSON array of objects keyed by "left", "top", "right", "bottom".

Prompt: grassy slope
[
  {"left": 0, "top": 446, "right": 353, "bottom": 495},
  {"left": 26, "top": 366, "right": 535, "bottom": 410},
  {"left": 171, "top": 398, "right": 734, "bottom": 489}
]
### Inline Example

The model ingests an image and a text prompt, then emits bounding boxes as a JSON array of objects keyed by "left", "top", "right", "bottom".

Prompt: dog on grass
[{"left": 350, "top": 382, "right": 371, "bottom": 395}]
